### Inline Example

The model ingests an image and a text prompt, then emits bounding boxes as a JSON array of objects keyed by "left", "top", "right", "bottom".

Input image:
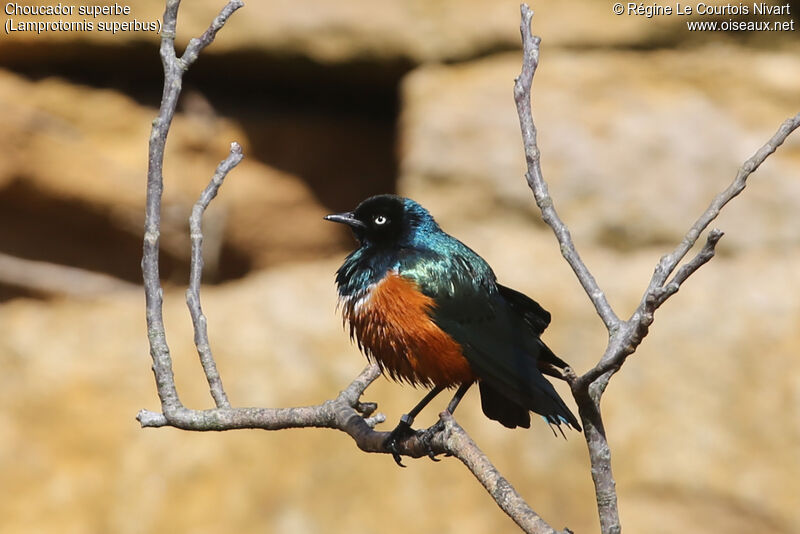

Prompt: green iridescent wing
[{"left": 397, "top": 248, "right": 580, "bottom": 431}]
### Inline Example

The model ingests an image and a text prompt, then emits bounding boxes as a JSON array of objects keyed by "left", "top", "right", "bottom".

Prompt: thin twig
[
  {"left": 585, "top": 113, "right": 800, "bottom": 391},
  {"left": 186, "top": 142, "right": 243, "bottom": 409},
  {"left": 181, "top": 0, "right": 245, "bottom": 67},
  {"left": 647, "top": 114, "right": 800, "bottom": 292},
  {"left": 514, "top": 10, "right": 623, "bottom": 527},
  {"left": 513, "top": 5, "right": 619, "bottom": 333},
  {"left": 647, "top": 229, "right": 724, "bottom": 309}
]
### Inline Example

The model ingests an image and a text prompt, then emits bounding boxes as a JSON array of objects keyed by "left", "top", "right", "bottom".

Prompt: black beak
[{"left": 324, "top": 212, "right": 367, "bottom": 229}]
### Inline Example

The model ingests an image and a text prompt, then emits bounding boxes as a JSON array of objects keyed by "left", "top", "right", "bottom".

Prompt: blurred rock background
[{"left": 0, "top": 1, "right": 798, "bottom": 533}]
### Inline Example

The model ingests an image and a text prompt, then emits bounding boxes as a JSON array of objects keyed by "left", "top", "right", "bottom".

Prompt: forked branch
[{"left": 513, "top": 4, "right": 800, "bottom": 533}]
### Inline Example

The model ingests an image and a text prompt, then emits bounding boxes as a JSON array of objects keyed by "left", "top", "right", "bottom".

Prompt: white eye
[{"left": 374, "top": 215, "right": 388, "bottom": 225}]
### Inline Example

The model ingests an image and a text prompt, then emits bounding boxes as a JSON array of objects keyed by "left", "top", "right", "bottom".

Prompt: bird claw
[
  {"left": 384, "top": 416, "right": 447, "bottom": 466},
  {"left": 418, "top": 419, "right": 446, "bottom": 462},
  {"left": 388, "top": 442, "right": 406, "bottom": 468},
  {"left": 384, "top": 415, "right": 416, "bottom": 468}
]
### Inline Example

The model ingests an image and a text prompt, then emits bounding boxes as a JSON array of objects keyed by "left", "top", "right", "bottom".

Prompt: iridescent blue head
[{"left": 324, "top": 194, "right": 441, "bottom": 248}]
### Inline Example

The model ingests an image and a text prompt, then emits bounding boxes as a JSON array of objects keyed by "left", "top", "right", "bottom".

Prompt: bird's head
[{"left": 324, "top": 194, "right": 439, "bottom": 248}]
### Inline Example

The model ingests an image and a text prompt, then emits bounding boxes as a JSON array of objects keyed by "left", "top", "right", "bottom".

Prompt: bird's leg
[
  {"left": 384, "top": 386, "right": 444, "bottom": 467},
  {"left": 420, "top": 382, "right": 472, "bottom": 461},
  {"left": 445, "top": 382, "right": 471, "bottom": 414}
]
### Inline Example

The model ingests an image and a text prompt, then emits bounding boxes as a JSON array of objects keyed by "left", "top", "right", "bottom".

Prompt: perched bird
[{"left": 325, "top": 194, "right": 580, "bottom": 464}]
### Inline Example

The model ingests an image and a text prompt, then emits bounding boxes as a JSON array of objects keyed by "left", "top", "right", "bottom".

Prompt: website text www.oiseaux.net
[{"left": 616, "top": 2, "right": 796, "bottom": 32}]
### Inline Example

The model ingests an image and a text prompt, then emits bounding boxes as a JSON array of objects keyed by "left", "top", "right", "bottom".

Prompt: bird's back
[{"left": 398, "top": 234, "right": 580, "bottom": 431}]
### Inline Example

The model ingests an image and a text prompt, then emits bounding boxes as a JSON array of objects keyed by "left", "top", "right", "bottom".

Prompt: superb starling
[{"left": 326, "top": 194, "right": 580, "bottom": 464}]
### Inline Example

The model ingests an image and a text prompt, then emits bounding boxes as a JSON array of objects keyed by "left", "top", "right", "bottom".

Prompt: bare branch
[
  {"left": 138, "top": 364, "right": 384, "bottom": 431},
  {"left": 181, "top": 0, "right": 244, "bottom": 67},
  {"left": 513, "top": 4, "right": 619, "bottom": 333},
  {"left": 444, "top": 413, "right": 567, "bottom": 534},
  {"left": 513, "top": 4, "right": 798, "bottom": 534},
  {"left": 586, "top": 113, "right": 800, "bottom": 390},
  {"left": 0, "top": 252, "right": 138, "bottom": 298},
  {"left": 143, "top": 0, "right": 244, "bottom": 417},
  {"left": 186, "top": 142, "right": 244, "bottom": 409},
  {"left": 648, "top": 114, "right": 800, "bottom": 291},
  {"left": 646, "top": 229, "right": 724, "bottom": 309},
  {"left": 138, "top": 362, "right": 560, "bottom": 533},
  {"left": 514, "top": 8, "right": 624, "bottom": 526}
]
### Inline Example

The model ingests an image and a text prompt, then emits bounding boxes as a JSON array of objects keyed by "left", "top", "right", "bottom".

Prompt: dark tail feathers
[
  {"left": 479, "top": 382, "right": 531, "bottom": 429},
  {"left": 479, "top": 381, "right": 581, "bottom": 432}
]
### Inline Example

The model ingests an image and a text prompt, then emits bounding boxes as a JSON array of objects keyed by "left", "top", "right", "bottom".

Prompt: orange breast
[{"left": 342, "top": 272, "right": 476, "bottom": 388}]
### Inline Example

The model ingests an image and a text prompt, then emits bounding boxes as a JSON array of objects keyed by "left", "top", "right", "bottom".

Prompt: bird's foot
[
  {"left": 384, "top": 415, "right": 449, "bottom": 466},
  {"left": 418, "top": 419, "right": 446, "bottom": 462},
  {"left": 384, "top": 413, "right": 417, "bottom": 468}
]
